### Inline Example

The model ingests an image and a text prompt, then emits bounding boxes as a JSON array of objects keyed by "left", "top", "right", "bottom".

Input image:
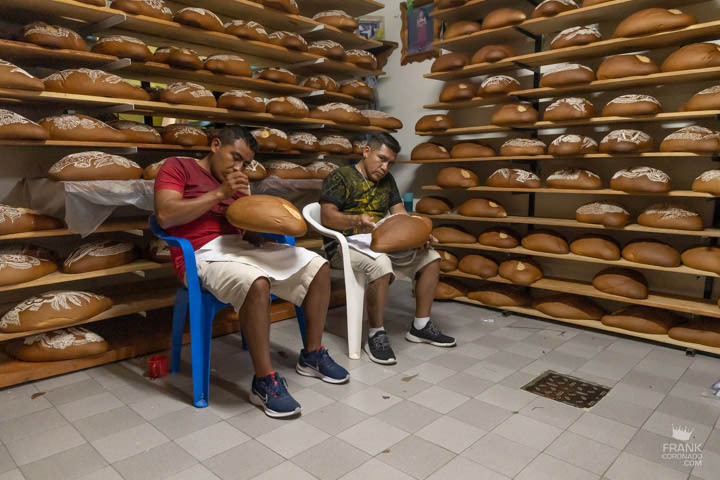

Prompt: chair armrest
[{"left": 148, "top": 215, "right": 200, "bottom": 292}]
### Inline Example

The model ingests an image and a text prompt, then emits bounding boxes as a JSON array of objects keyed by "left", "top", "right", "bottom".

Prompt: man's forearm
[
  {"left": 156, "top": 189, "right": 225, "bottom": 228},
  {"left": 321, "top": 209, "right": 362, "bottom": 231}
]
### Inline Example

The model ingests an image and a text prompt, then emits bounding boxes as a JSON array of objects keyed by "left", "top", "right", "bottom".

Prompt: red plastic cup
[{"left": 147, "top": 354, "right": 169, "bottom": 378}]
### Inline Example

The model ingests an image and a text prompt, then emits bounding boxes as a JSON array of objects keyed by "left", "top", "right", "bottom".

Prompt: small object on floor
[
  {"left": 250, "top": 371, "right": 301, "bottom": 418},
  {"left": 522, "top": 370, "right": 610, "bottom": 408},
  {"left": 365, "top": 330, "right": 397, "bottom": 365},
  {"left": 406, "top": 319, "right": 456, "bottom": 347},
  {"left": 147, "top": 354, "right": 169, "bottom": 378},
  {"left": 296, "top": 346, "right": 349, "bottom": 384}
]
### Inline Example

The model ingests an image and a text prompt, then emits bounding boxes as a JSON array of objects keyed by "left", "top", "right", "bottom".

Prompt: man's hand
[
  {"left": 217, "top": 165, "right": 249, "bottom": 199},
  {"left": 427, "top": 234, "right": 439, "bottom": 247},
  {"left": 354, "top": 214, "right": 376, "bottom": 234},
  {"left": 243, "top": 231, "right": 265, "bottom": 247}
]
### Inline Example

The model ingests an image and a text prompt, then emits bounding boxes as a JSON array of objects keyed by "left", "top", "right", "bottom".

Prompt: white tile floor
[{"left": 1, "top": 282, "right": 719, "bottom": 479}]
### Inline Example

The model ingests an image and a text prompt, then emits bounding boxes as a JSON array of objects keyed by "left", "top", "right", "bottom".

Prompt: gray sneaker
[{"left": 364, "top": 331, "right": 397, "bottom": 365}]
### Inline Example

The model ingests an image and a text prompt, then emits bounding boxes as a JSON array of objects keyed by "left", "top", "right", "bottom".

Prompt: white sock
[
  {"left": 369, "top": 327, "right": 385, "bottom": 337},
  {"left": 413, "top": 317, "right": 430, "bottom": 330}
]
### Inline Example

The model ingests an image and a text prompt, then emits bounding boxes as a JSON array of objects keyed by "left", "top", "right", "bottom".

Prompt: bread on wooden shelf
[
  {"left": 0, "top": 60, "right": 44, "bottom": 91},
  {"left": 306, "top": 161, "right": 338, "bottom": 180},
  {"left": 435, "top": 279, "right": 468, "bottom": 300},
  {"left": 548, "top": 134, "right": 598, "bottom": 155},
  {"left": 40, "top": 114, "right": 126, "bottom": 143},
  {"left": 550, "top": 25, "right": 601, "bottom": 50},
  {"left": 288, "top": 132, "right": 319, "bottom": 152},
  {"left": 471, "top": 45, "right": 516, "bottom": 64},
  {"left": 263, "top": 160, "right": 310, "bottom": 179},
  {"left": 23, "top": 23, "right": 87, "bottom": 51},
  {"left": 162, "top": 124, "right": 208, "bottom": 146},
  {"left": 458, "top": 254, "right": 498, "bottom": 278},
  {"left": 438, "top": 250, "right": 459, "bottom": 272},
  {"left": 110, "top": 0, "right": 173, "bottom": 21},
  {"left": 227, "top": 194, "right": 306, "bottom": 236},
  {"left": 439, "top": 82, "right": 477, "bottom": 102},
  {"left": 340, "top": 80, "right": 375, "bottom": 101},
  {"left": 532, "top": 293, "right": 606, "bottom": 321},
  {"left": 669, "top": 319, "right": 720, "bottom": 348},
  {"left": 597, "top": 54, "right": 660, "bottom": 79},
  {"left": 7, "top": 327, "right": 109, "bottom": 362},
  {"left": 612, "top": 8, "right": 696, "bottom": 38},
  {"left": 544, "top": 97, "right": 595, "bottom": 121},
  {"left": 451, "top": 142, "right": 495, "bottom": 158},
  {"left": 360, "top": 110, "right": 403, "bottom": 130},
  {"left": 638, "top": 204, "right": 703, "bottom": 231},
  {"left": 522, "top": 229, "right": 569, "bottom": 254},
  {"left": 44, "top": 68, "right": 150, "bottom": 101},
  {"left": 660, "top": 126, "right": 720, "bottom": 153},
  {"left": 491, "top": 103, "right": 538, "bottom": 126},
  {"left": 487, "top": 168, "right": 541, "bottom": 188},
  {"left": 152, "top": 47, "right": 203, "bottom": 70},
  {"left": 437, "top": 167, "right": 478, "bottom": 188},
  {"left": 0, "top": 249, "right": 57, "bottom": 286},
  {"left": 77, "top": 0, "right": 108, "bottom": 5},
  {"left": 576, "top": 200, "right": 631, "bottom": 227},
  {"left": 431, "top": 53, "right": 470, "bottom": 73},
  {"left": 692, "top": 170, "right": 720, "bottom": 195},
  {"left": 49, "top": 151, "right": 143, "bottom": 181},
  {"left": 482, "top": 8, "right": 527, "bottom": 29},
  {"left": 661, "top": 43, "right": 720, "bottom": 72},
  {"left": 500, "top": 138, "right": 547, "bottom": 156},
  {"left": 266, "top": 97, "right": 309, "bottom": 118},
  {"left": 684, "top": 85, "right": 720, "bottom": 111},
  {"left": 445, "top": 21, "right": 481, "bottom": 39},
  {"left": 313, "top": 10, "right": 358, "bottom": 32},
  {"left": 319, "top": 135, "right": 352, "bottom": 154},
  {"left": 353, "top": 140, "right": 367, "bottom": 155},
  {"left": 0, "top": 291, "right": 113, "bottom": 333},
  {"left": 158, "top": 82, "right": 217, "bottom": 108},
  {"left": 468, "top": 284, "right": 531, "bottom": 306},
  {"left": 570, "top": 234, "right": 621, "bottom": 260},
  {"left": 0, "top": 205, "right": 62, "bottom": 235},
  {"left": 602, "top": 305, "right": 682, "bottom": 335},
  {"left": 309, "top": 40, "right": 346, "bottom": 61},
  {"left": 262, "top": 0, "right": 300, "bottom": 15},
  {"left": 532, "top": 0, "right": 578, "bottom": 18},
  {"left": 269, "top": 31, "right": 308, "bottom": 51},
  {"left": 582, "top": 0, "right": 613, "bottom": 5},
  {"left": 416, "top": 196, "right": 453, "bottom": 215},
  {"left": 311, "top": 103, "right": 369, "bottom": 125},
  {"left": 546, "top": 168, "right": 602, "bottom": 190},
  {"left": 243, "top": 159, "right": 268, "bottom": 181},
  {"left": 481, "top": 75, "right": 520, "bottom": 95},
  {"left": 478, "top": 227, "right": 521, "bottom": 248},
  {"left": 432, "top": 225, "right": 476, "bottom": 244},
  {"left": 601, "top": 94, "right": 662, "bottom": 117},
  {"left": 218, "top": 90, "right": 267, "bottom": 112},
  {"left": 204, "top": 55, "right": 252, "bottom": 77},
  {"left": 457, "top": 198, "right": 507, "bottom": 218},
  {"left": 540, "top": 63, "right": 595, "bottom": 87},
  {"left": 257, "top": 68, "right": 298, "bottom": 85},
  {"left": 593, "top": 267, "right": 648, "bottom": 299},
  {"left": 252, "top": 128, "right": 290, "bottom": 151},
  {"left": 0, "top": 109, "right": 49, "bottom": 140},
  {"left": 412, "top": 143, "right": 450, "bottom": 160},
  {"left": 63, "top": 241, "right": 138, "bottom": 274},
  {"left": 173, "top": 7, "right": 224, "bottom": 32},
  {"left": 681, "top": 246, "right": 720, "bottom": 275},
  {"left": 599, "top": 129, "right": 653, "bottom": 153},
  {"left": 416, "top": 114, "right": 453, "bottom": 132},
  {"left": 371, "top": 214, "right": 433, "bottom": 253},
  {"left": 346, "top": 50, "right": 378, "bottom": 70},
  {"left": 610, "top": 166, "right": 671, "bottom": 193},
  {"left": 224, "top": 20, "right": 270, "bottom": 42},
  {"left": 622, "top": 239, "right": 681, "bottom": 267},
  {"left": 301, "top": 75, "right": 338, "bottom": 92}
]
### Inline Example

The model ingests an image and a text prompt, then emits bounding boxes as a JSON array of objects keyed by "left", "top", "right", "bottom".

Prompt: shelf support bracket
[
  {"left": 513, "top": 26, "right": 541, "bottom": 41},
  {"left": 79, "top": 13, "right": 126, "bottom": 36},
  {"left": 101, "top": 58, "right": 132, "bottom": 72}
]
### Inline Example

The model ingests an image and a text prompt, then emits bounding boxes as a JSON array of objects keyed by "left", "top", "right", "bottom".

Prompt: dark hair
[
  {"left": 367, "top": 132, "right": 401, "bottom": 154},
  {"left": 208, "top": 125, "right": 258, "bottom": 152}
]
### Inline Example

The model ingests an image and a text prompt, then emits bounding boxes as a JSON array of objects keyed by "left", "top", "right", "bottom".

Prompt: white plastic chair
[{"left": 302, "top": 202, "right": 366, "bottom": 359}]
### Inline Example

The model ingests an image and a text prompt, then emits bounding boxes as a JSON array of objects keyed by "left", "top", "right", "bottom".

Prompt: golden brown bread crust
[
  {"left": 592, "top": 267, "right": 648, "bottom": 299},
  {"left": 602, "top": 305, "right": 682, "bottom": 334},
  {"left": 371, "top": 214, "right": 433, "bottom": 253},
  {"left": 532, "top": 293, "right": 605, "bottom": 321},
  {"left": 612, "top": 8, "right": 696, "bottom": 38},
  {"left": 226, "top": 195, "right": 307, "bottom": 236}
]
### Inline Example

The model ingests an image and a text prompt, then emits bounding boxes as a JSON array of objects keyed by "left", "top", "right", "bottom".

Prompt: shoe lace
[
  {"left": 425, "top": 322, "right": 442, "bottom": 337},
  {"left": 266, "top": 372, "right": 288, "bottom": 398},
  {"left": 372, "top": 333, "right": 391, "bottom": 351}
]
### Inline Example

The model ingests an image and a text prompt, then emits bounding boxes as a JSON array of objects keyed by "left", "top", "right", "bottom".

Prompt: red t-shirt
[{"left": 154, "top": 156, "right": 245, "bottom": 277}]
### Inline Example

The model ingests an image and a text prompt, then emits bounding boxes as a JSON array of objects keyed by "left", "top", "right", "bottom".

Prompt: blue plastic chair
[{"left": 149, "top": 215, "right": 307, "bottom": 408}]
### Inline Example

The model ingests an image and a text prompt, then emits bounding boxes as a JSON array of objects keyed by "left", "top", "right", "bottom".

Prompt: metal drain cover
[{"left": 522, "top": 370, "right": 611, "bottom": 409}]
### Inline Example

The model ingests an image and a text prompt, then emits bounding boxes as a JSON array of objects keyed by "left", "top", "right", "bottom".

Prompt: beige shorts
[
  {"left": 196, "top": 256, "right": 327, "bottom": 311},
  {"left": 330, "top": 247, "right": 440, "bottom": 283}
]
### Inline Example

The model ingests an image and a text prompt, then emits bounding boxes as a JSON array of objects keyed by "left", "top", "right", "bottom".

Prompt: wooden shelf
[
  {"left": 421, "top": 185, "right": 717, "bottom": 198},
  {"left": 417, "top": 110, "right": 720, "bottom": 136},
  {"left": 424, "top": 95, "right": 514, "bottom": 110},
  {"left": 424, "top": 20, "right": 720, "bottom": 81},
  {"left": 431, "top": 0, "right": 506, "bottom": 22},
  {"left": 295, "top": 0, "right": 385, "bottom": 18},
  {"left": 0, "top": 89, "right": 390, "bottom": 133},
  {"left": 399, "top": 152, "right": 716, "bottom": 164},
  {"left": 0, "top": 217, "right": 149, "bottom": 241},
  {"left": 453, "top": 296, "right": 720, "bottom": 356},
  {"left": 0, "top": 140, "right": 211, "bottom": 152},
  {"left": 422, "top": 213, "right": 720, "bottom": 238},
  {"left": 435, "top": 243, "right": 719, "bottom": 278},
  {"left": 442, "top": 270, "right": 720, "bottom": 319},
  {"left": 0, "top": 260, "right": 173, "bottom": 293}
]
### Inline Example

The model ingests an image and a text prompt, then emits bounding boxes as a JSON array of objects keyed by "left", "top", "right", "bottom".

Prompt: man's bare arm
[
  {"left": 390, "top": 203, "right": 407, "bottom": 215},
  {"left": 321, "top": 202, "right": 376, "bottom": 234}
]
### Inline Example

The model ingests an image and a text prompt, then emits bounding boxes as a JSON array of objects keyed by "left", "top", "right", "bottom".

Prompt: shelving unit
[
  {"left": 421, "top": 185, "right": 717, "bottom": 198},
  {"left": 401, "top": 152, "right": 717, "bottom": 164}
]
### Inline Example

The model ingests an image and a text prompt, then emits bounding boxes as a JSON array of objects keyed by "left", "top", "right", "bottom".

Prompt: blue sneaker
[
  {"left": 296, "top": 346, "right": 350, "bottom": 384},
  {"left": 250, "top": 372, "right": 301, "bottom": 418}
]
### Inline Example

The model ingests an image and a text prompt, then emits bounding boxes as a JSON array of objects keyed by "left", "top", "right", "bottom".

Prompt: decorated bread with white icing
[
  {"left": 540, "top": 63, "right": 595, "bottom": 87},
  {"left": 91, "top": 35, "right": 152, "bottom": 61},
  {"left": 601, "top": 94, "right": 662, "bottom": 117},
  {"left": 546, "top": 168, "right": 602, "bottom": 189},
  {"left": 224, "top": 20, "right": 270, "bottom": 42},
  {"left": 162, "top": 124, "right": 208, "bottom": 146},
  {"left": 499, "top": 138, "right": 547, "bottom": 156},
  {"left": 306, "top": 161, "right": 338, "bottom": 179},
  {"left": 49, "top": 151, "right": 143, "bottom": 181},
  {"left": 610, "top": 166, "right": 671, "bottom": 193},
  {"left": 599, "top": 129, "right": 653, "bottom": 153},
  {"left": 107, "top": 120, "right": 162, "bottom": 144},
  {"left": 0, "top": 59, "right": 44, "bottom": 91},
  {"left": 310, "top": 103, "right": 369, "bottom": 125},
  {"left": 0, "top": 109, "right": 49, "bottom": 140},
  {"left": 576, "top": 201, "right": 631, "bottom": 227},
  {"left": 218, "top": 90, "right": 266, "bottom": 112},
  {"left": 7, "top": 327, "right": 109, "bottom": 362},
  {"left": 487, "top": 168, "right": 541, "bottom": 188},
  {"left": 159, "top": 82, "right": 216, "bottom": 108},
  {"left": 550, "top": 25, "right": 601, "bottom": 50},
  {"left": 544, "top": 97, "right": 595, "bottom": 121},
  {"left": 0, "top": 291, "right": 113, "bottom": 333},
  {"left": 39, "top": 114, "right": 127, "bottom": 143},
  {"left": 251, "top": 128, "right": 290, "bottom": 151},
  {"left": 661, "top": 125, "right": 720, "bottom": 154},
  {"left": 289, "top": 132, "right": 319, "bottom": 151},
  {"left": 638, "top": 204, "right": 703, "bottom": 231},
  {"left": 109, "top": 0, "right": 173, "bottom": 21},
  {"left": 63, "top": 241, "right": 137, "bottom": 274},
  {"left": 548, "top": 134, "right": 598, "bottom": 155},
  {"left": 313, "top": 10, "right": 358, "bottom": 32},
  {"left": 0, "top": 249, "right": 57, "bottom": 286},
  {"left": 173, "top": 7, "right": 224, "bottom": 32},
  {"left": 319, "top": 135, "right": 353, "bottom": 154},
  {"left": 204, "top": 54, "right": 252, "bottom": 77},
  {"left": 692, "top": 169, "right": 720, "bottom": 195},
  {"left": 23, "top": 22, "right": 87, "bottom": 51},
  {"left": 0, "top": 205, "right": 62, "bottom": 235},
  {"left": 266, "top": 96, "right": 309, "bottom": 118},
  {"left": 44, "top": 68, "right": 149, "bottom": 101}
]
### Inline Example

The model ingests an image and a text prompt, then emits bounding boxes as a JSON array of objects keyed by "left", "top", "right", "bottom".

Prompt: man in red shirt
[{"left": 155, "top": 126, "right": 348, "bottom": 418}]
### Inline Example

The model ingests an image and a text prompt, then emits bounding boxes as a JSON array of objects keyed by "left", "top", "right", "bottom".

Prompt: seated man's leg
[{"left": 196, "top": 261, "right": 301, "bottom": 418}]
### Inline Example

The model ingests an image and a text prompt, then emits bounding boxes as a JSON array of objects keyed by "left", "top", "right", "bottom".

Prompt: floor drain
[{"left": 522, "top": 370, "right": 611, "bottom": 409}]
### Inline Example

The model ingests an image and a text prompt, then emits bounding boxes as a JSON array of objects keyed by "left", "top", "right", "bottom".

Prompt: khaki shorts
[
  {"left": 196, "top": 256, "right": 327, "bottom": 311},
  {"left": 330, "top": 247, "right": 440, "bottom": 283}
]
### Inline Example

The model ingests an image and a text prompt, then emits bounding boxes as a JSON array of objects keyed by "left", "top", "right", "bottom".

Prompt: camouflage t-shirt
[{"left": 320, "top": 165, "right": 402, "bottom": 258}]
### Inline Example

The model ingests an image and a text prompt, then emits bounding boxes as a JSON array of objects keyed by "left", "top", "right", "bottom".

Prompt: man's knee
[
  {"left": 420, "top": 258, "right": 441, "bottom": 274},
  {"left": 248, "top": 276, "right": 271, "bottom": 299},
  {"left": 369, "top": 272, "right": 393, "bottom": 286}
]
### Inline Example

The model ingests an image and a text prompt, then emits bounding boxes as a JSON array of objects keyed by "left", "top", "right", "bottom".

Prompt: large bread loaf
[
  {"left": 458, "top": 254, "right": 498, "bottom": 278},
  {"left": 532, "top": 293, "right": 605, "bottom": 320},
  {"left": 40, "top": 114, "right": 127, "bottom": 143},
  {"left": 500, "top": 138, "right": 546, "bottom": 156},
  {"left": 152, "top": 47, "right": 203, "bottom": 70},
  {"left": 23, "top": 23, "right": 87, "bottom": 51},
  {"left": 91, "top": 35, "right": 152, "bottom": 61},
  {"left": 486, "top": 168, "right": 541, "bottom": 188},
  {"left": 548, "top": 134, "right": 598, "bottom": 156},
  {"left": 218, "top": 91, "right": 266, "bottom": 113},
  {"left": 438, "top": 250, "right": 459, "bottom": 272},
  {"left": 319, "top": 135, "right": 352, "bottom": 154},
  {"left": 669, "top": 319, "right": 720, "bottom": 347},
  {"left": 310, "top": 103, "right": 369, "bottom": 125},
  {"left": 110, "top": 0, "right": 173, "bottom": 20},
  {"left": 532, "top": 0, "right": 577, "bottom": 18},
  {"left": 159, "top": 82, "right": 217, "bottom": 108},
  {"left": 599, "top": 129, "right": 653, "bottom": 153},
  {"left": 0, "top": 249, "right": 57, "bottom": 286},
  {"left": 546, "top": 168, "right": 602, "bottom": 189},
  {"left": 540, "top": 63, "right": 595, "bottom": 87},
  {"left": 468, "top": 284, "right": 530, "bottom": 306},
  {"left": 521, "top": 230, "right": 569, "bottom": 254},
  {"left": 0, "top": 110, "right": 49, "bottom": 140},
  {"left": 308, "top": 40, "right": 346, "bottom": 60},
  {"left": 637, "top": 204, "right": 703, "bottom": 231},
  {"left": 7, "top": 327, "right": 109, "bottom": 362},
  {"left": 499, "top": 258, "right": 543, "bottom": 285},
  {"left": 174, "top": 7, "right": 224, "bottom": 32},
  {"left": 451, "top": 142, "right": 494, "bottom": 158},
  {"left": 612, "top": 8, "right": 696, "bottom": 38},
  {"left": 267, "top": 97, "right": 309, "bottom": 118},
  {"left": 592, "top": 267, "right": 648, "bottom": 299},
  {"left": 437, "top": 167, "right": 478, "bottom": 188},
  {"left": 264, "top": 160, "right": 311, "bottom": 179},
  {"left": 597, "top": 54, "right": 659, "bottom": 79},
  {"left": 252, "top": 128, "right": 290, "bottom": 151},
  {"left": 0, "top": 60, "right": 44, "bottom": 91},
  {"left": 224, "top": 20, "right": 270, "bottom": 42},
  {"left": 622, "top": 240, "right": 681, "bottom": 267},
  {"left": 162, "top": 124, "right": 208, "bottom": 146},
  {"left": 575, "top": 201, "right": 630, "bottom": 227},
  {"left": 661, "top": 43, "right": 720, "bottom": 72},
  {"left": 313, "top": 11, "right": 358, "bottom": 32},
  {"left": 478, "top": 227, "right": 520, "bottom": 248},
  {"left": 543, "top": 97, "right": 595, "bottom": 121},
  {"left": 63, "top": 241, "right": 137, "bottom": 274},
  {"left": 416, "top": 196, "right": 453, "bottom": 215},
  {"left": 49, "top": 151, "right": 143, "bottom": 181},
  {"left": 44, "top": 69, "right": 150, "bottom": 100},
  {"left": 601, "top": 306, "right": 681, "bottom": 334},
  {"left": 107, "top": 120, "right": 162, "bottom": 144},
  {"left": 204, "top": 55, "right": 252, "bottom": 77},
  {"left": 457, "top": 198, "right": 506, "bottom": 217},
  {"left": 432, "top": 225, "right": 476, "bottom": 244},
  {"left": 0, "top": 205, "right": 62, "bottom": 235},
  {"left": 435, "top": 280, "right": 468, "bottom": 299},
  {"left": 550, "top": 25, "right": 601, "bottom": 50},
  {"left": 0, "top": 291, "right": 113, "bottom": 333},
  {"left": 570, "top": 235, "right": 620, "bottom": 260},
  {"left": 412, "top": 143, "right": 450, "bottom": 160},
  {"left": 371, "top": 214, "right": 433, "bottom": 253},
  {"left": 226, "top": 195, "right": 307, "bottom": 236},
  {"left": 610, "top": 166, "right": 671, "bottom": 193}
]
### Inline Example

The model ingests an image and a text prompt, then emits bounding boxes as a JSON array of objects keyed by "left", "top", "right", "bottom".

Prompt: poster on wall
[{"left": 400, "top": 0, "right": 440, "bottom": 65}]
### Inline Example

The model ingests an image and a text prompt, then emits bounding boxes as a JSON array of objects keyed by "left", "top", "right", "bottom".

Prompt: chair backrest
[{"left": 303, "top": 202, "right": 344, "bottom": 242}]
